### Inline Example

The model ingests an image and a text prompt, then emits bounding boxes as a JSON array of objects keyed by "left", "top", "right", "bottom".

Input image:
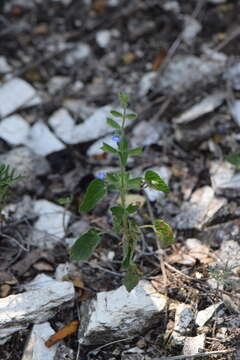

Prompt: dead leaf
[
  {"left": 122, "top": 52, "right": 135, "bottom": 65},
  {"left": 0, "top": 284, "right": 11, "bottom": 298},
  {"left": 33, "top": 261, "right": 54, "bottom": 272},
  {"left": 73, "top": 276, "right": 84, "bottom": 289},
  {"left": 45, "top": 320, "right": 79, "bottom": 348},
  {"left": 152, "top": 48, "right": 167, "bottom": 72},
  {"left": 93, "top": 0, "right": 107, "bottom": 12}
]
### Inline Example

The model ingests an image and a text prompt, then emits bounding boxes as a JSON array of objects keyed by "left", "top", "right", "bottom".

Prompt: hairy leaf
[
  {"left": 123, "top": 264, "right": 141, "bottom": 292},
  {"left": 154, "top": 220, "right": 174, "bottom": 248},
  {"left": 70, "top": 228, "right": 101, "bottom": 260},
  {"left": 128, "top": 147, "right": 142, "bottom": 156},
  {"left": 101, "top": 143, "right": 118, "bottom": 154},
  {"left": 126, "top": 204, "right": 139, "bottom": 214},
  {"left": 111, "top": 110, "right": 122, "bottom": 118},
  {"left": 144, "top": 170, "right": 169, "bottom": 193},
  {"left": 106, "top": 117, "right": 121, "bottom": 129},
  {"left": 126, "top": 113, "right": 137, "bottom": 120},
  {"left": 226, "top": 154, "right": 240, "bottom": 168},
  {"left": 79, "top": 179, "right": 107, "bottom": 212}
]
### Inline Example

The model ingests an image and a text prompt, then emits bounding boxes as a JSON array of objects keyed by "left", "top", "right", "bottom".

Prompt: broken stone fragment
[
  {"left": 31, "top": 199, "right": 71, "bottom": 249},
  {"left": 0, "top": 274, "right": 74, "bottom": 344},
  {"left": 21, "top": 322, "right": 58, "bottom": 360},
  {"left": 195, "top": 302, "right": 222, "bottom": 327},
  {"left": 174, "top": 186, "right": 226, "bottom": 230},
  {"left": 173, "top": 92, "right": 225, "bottom": 124},
  {"left": 172, "top": 303, "right": 194, "bottom": 345},
  {"left": 183, "top": 334, "right": 205, "bottom": 355},
  {"left": 0, "top": 78, "right": 41, "bottom": 118},
  {"left": 78, "top": 280, "right": 167, "bottom": 345}
]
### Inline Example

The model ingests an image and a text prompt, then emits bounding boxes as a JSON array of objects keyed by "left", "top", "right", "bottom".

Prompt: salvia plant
[
  {"left": 70, "top": 93, "right": 174, "bottom": 291},
  {"left": 0, "top": 164, "right": 23, "bottom": 212}
]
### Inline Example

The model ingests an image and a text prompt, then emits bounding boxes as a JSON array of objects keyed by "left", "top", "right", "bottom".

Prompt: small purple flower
[
  {"left": 112, "top": 134, "right": 121, "bottom": 143},
  {"left": 97, "top": 172, "right": 106, "bottom": 180}
]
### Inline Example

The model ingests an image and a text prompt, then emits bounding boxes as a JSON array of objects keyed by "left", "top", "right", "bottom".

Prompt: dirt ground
[{"left": 0, "top": 0, "right": 240, "bottom": 359}]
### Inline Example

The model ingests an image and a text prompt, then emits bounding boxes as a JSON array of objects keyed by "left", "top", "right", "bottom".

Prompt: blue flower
[
  {"left": 97, "top": 172, "right": 106, "bottom": 180},
  {"left": 112, "top": 134, "right": 121, "bottom": 143}
]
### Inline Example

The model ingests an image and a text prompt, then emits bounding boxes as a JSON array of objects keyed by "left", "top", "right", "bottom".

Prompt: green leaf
[
  {"left": 128, "top": 147, "right": 142, "bottom": 156},
  {"left": 106, "top": 172, "right": 120, "bottom": 183},
  {"left": 154, "top": 220, "right": 174, "bottom": 248},
  {"left": 226, "top": 154, "right": 240, "bottom": 168},
  {"left": 127, "top": 177, "right": 142, "bottom": 190},
  {"left": 106, "top": 117, "right": 121, "bottom": 129},
  {"left": 111, "top": 110, "right": 122, "bottom": 118},
  {"left": 126, "top": 113, "right": 137, "bottom": 120},
  {"left": 111, "top": 205, "right": 124, "bottom": 233},
  {"left": 126, "top": 204, "right": 139, "bottom": 214},
  {"left": 79, "top": 179, "right": 107, "bottom": 212},
  {"left": 101, "top": 143, "right": 118, "bottom": 154},
  {"left": 70, "top": 228, "right": 101, "bottom": 260},
  {"left": 120, "top": 136, "right": 128, "bottom": 151},
  {"left": 58, "top": 196, "right": 72, "bottom": 206},
  {"left": 120, "top": 152, "right": 128, "bottom": 167},
  {"left": 144, "top": 170, "right": 169, "bottom": 193},
  {"left": 123, "top": 264, "right": 141, "bottom": 292}
]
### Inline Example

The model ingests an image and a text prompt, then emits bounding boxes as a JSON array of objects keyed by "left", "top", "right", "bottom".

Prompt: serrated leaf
[
  {"left": 126, "top": 113, "right": 137, "bottom": 120},
  {"left": 127, "top": 177, "right": 142, "bottom": 190},
  {"left": 154, "top": 220, "right": 174, "bottom": 248},
  {"left": 111, "top": 110, "right": 122, "bottom": 118},
  {"left": 111, "top": 205, "right": 124, "bottom": 233},
  {"left": 79, "top": 179, "right": 107, "bottom": 212},
  {"left": 123, "top": 264, "right": 141, "bottom": 292},
  {"left": 226, "top": 154, "right": 240, "bottom": 168},
  {"left": 126, "top": 204, "right": 139, "bottom": 214},
  {"left": 101, "top": 143, "right": 118, "bottom": 154},
  {"left": 128, "top": 147, "right": 142, "bottom": 156},
  {"left": 106, "top": 117, "right": 121, "bottom": 129},
  {"left": 144, "top": 170, "right": 169, "bottom": 193},
  {"left": 70, "top": 228, "right": 101, "bottom": 260}
]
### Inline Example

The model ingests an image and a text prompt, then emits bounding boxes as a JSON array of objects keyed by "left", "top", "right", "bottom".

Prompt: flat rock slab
[
  {"left": 78, "top": 280, "right": 167, "bottom": 345},
  {"left": 174, "top": 186, "right": 226, "bottom": 230},
  {"left": 0, "top": 274, "right": 74, "bottom": 344},
  {"left": 22, "top": 322, "right": 58, "bottom": 360}
]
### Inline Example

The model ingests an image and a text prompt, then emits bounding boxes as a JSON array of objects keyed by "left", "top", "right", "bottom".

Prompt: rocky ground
[{"left": 0, "top": 0, "right": 240, "bottom": 359}]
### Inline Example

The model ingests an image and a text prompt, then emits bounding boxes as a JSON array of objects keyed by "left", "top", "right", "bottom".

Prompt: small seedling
[
  {"left": 70, "top": 93, "right": 174, "bottom": 291},
  {"left": 0, "top": 164, "right": 23, "bottom": 213}
]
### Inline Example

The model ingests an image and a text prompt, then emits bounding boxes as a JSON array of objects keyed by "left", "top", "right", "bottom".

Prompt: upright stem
[{"left": 119, "top": 105, "right": 129, "bottom": 242}]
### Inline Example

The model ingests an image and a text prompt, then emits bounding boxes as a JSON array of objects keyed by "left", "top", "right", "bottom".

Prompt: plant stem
[{"left": 119, "top": 105, "right": 129, "bottom": 246}]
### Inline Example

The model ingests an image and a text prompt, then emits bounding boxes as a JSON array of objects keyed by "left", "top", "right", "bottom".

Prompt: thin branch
[{"left": 156, "top": 348, "right": 235, "bottom": 360}]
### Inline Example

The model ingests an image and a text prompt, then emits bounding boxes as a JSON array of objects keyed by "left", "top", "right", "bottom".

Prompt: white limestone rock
[
  {"left": 32, "top": 199, "right": 71, "bottom": 249},
  {"left": 78, "top": 280, "right": 167, "bottom": 345},
  {"left": 0, "top": 78, "right": 40, "bottom": 118},
  {"left": 21, "top": 322, "right": 58, "bottom": 360},
  {"left": 174, "top": 186, "right": 226, "bottom": 230},
  {"left": 26, "top": 121, "right": 65, "bottom": 156},
  {"left": 183, "top": 334, "right": 205, "bottom": 355},
  {"left": 196, "top": 302, "right": 222, "bottom": 327},
  {"left": 173, "top": 92, "right": 225, "bottom": 124},
  {"left": 0, "top": 114, "right": 30, "bottom": 145},
  {"left": 0, "top": 275, "right": 74, "bottom": 344},
  {"left": 49, "top": 108, "right": 75, "bottom": 144}
]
